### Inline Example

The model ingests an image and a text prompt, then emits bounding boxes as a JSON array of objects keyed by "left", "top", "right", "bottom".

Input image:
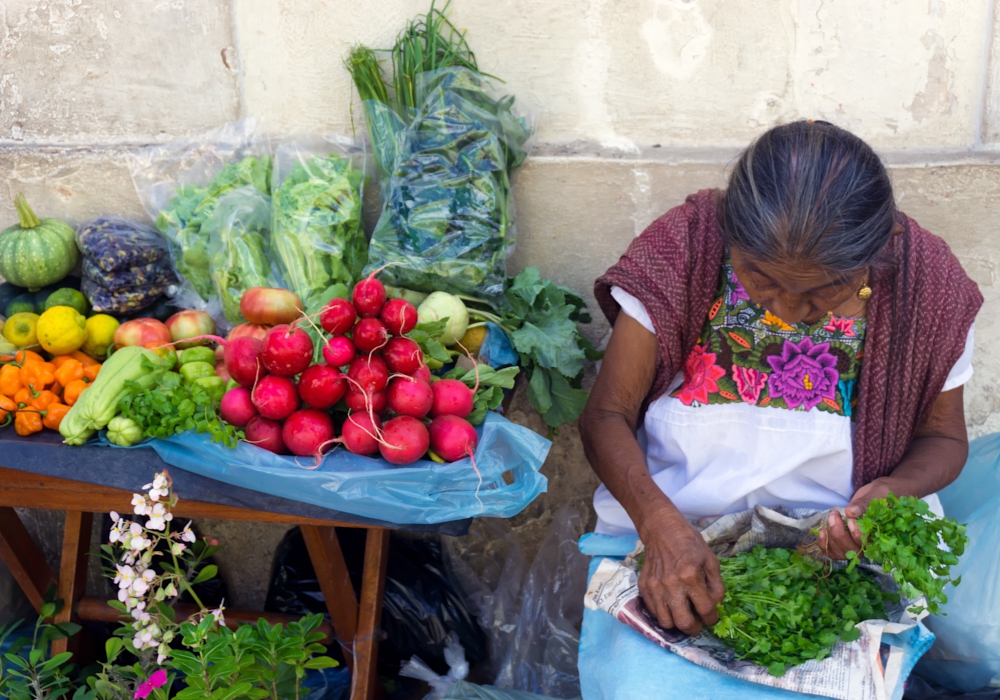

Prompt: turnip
[
  {"left": 282, "top": 409, "right": 335, "bottom": 458},
  {"left": 382, "top": 337, "right": 422, "bottom": 375},
  {"left": 220, "top": 386, "right": 257, "bottom": 427},
  {"left": 244, "top": 415, "right": 288, "bottom": 454},
  {"left": 430, "top": 379, "right": 475, "bottom": 418},
  {"left": 225, "top": 336, "right": 266, "bottom": 388},
  {"left": 410, "top": 363, "right": 433, "bottom": 383},
  {"left": 323, "top": 335, "right": 356, "bottom": 367},
  {"left": 252, "top": 374, "right": 300, "bottom": 420},
  {"left": 240, "top": 287, "right": 303, "bottom": 326},
  {"left": 380, "top": 298, "right": 418, "bottom": 336},
  {"left": 353, "top": 317, "right": 388, "bottom": 353},
  {"left": 345, "top": 388, "right": 388, "bottom": 415},
  {"left": 379, "top": 416, "right": 430, "bottom": 465},
  {"left": 320, "top": 298, "right": 357, "bottom": 335},
  {"left": 261, "top": 325, "right": 314, "bottom": 376},
  {"left": 348, "top": 355, "right": 389, "bottom": 394},
  {"left": 429, "top": 415, "right": 478, "bottom": 462},
  {"left": 417, "top": 291, "right": 469, "bottom": 346},
  {"left": 387, "top": 377, "right": 433, "bottom": 418},
  {"left": 342, "top": 413, "right": 383, "bottom": 455},
  {"left": 297, "top": 364, "right": 347, "bottom": 409},
  {"left": 352, "top": 272, "right": 387, "bottom": 318}
]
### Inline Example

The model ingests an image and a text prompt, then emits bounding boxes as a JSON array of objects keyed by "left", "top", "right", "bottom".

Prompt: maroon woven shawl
[{"left": 595, "top": 189, "right": 983, "bottom": 488}]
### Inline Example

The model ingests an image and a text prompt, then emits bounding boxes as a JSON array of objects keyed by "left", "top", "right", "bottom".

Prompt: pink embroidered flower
[
  {"left": 823, "top": 315, "right": 856, "bottom": 337},
  {"left": 733, "top": 366, "right": 767, "bottom": 405},
  {"left": 730, "top": 269, "right": 750, "bottom": 304},
  {"left": 135, "top": 669, "right": 167, "bottom": 699},
  {"left": 676, "top": 345, "right": 726, "bottom": 406},
  {"left": 766, "top": 337, "right": 839, "bottom": 410}
]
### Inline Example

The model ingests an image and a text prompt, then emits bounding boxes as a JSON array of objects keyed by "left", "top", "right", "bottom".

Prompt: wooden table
[{"left": 0, "top": 430, "right": 469, "bottom": 700}]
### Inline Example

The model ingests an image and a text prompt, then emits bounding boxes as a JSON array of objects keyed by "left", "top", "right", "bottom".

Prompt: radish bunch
[{"left": 219, "top": 274, "right": 480, "bottom": 466}]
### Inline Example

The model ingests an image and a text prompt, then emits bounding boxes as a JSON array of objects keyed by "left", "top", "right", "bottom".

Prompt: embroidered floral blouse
[{"left": 593, "top": 258, "right": 974, "bottom": 536}]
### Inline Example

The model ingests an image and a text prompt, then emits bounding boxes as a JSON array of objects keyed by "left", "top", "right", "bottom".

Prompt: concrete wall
[{"left": 4, "top": 0, "right": 1000, "bottom": 605}]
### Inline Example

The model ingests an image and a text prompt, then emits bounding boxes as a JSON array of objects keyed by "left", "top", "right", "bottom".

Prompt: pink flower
[
  {"left": 676, "top": 345, "right": 726, "bottom": 406},
  {"left": 766, "top": 337, "right": 839, "bottom": 410},
  {"left": 823, "top": 315, "right": 856, "bottom": 337},
  {"left": 730, "top": 270, "right": 750, "bottom": 304},
  {"left": 732, "top": 366, "right": 767, "bottom": 405},
  {"left": 135, "top": 669, "right": 167, "bottom": 699}
]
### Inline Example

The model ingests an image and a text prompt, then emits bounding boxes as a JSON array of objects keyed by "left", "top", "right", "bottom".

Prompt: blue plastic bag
[
  {"left": 480, "top": 323, "right": 519, "bottom": 369},
  {"left": 916, "top": 433, "right": 1000, "bottom": 691},
  {"left": 146, "top": 412, "right": 549, "bottom": 525}
]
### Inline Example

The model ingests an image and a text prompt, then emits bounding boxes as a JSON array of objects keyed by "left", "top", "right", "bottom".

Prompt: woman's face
[{"left": 729, "top": 247, "right": 867, "bottom": 325}]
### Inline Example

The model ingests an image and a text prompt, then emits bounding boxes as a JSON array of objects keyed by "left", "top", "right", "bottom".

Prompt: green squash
[{"left": 0, "top": 194, "right": 79, "bottom": 291}]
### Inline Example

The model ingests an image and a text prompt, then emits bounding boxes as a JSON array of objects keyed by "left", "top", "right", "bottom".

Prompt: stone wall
[{"left": 3, "top": 0, "right": 1000, "bottom": 606}]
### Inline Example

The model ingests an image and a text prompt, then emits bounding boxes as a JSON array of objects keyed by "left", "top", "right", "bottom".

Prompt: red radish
[
  {"left": 387, "top": 377, "right": 433, "bottom": 418},
  {"left": 224, "top": 336, "right": 265, "bottom": 388},
  {"left": 380, "top": 298, "right": 418, "bottom": 335},
  {"left": 352, "top": 273, "right": 387, "bottom": 318},
  {"left": 410, "top": 363, "right": 432, "bottom": 383},
  {"left": 430, "top": 379, "right": 475, "bottom": 418},
  {"left": 382, "top": 337, "right": 423, "bottom": 374},
  {"left": 220, "top": 387, "right": 257, "bottom": 427},
  {"left": 323, "top": 335, "right": 356, "bottom": 367},
  {"left": 244, "top": 415, "right": 288, "bottom": 454},
  {"left": 240, "top": 287, "right": 303, "bottom": 326},
  {"left": 429, "top": 415, "right": 479, "bottom": 462},
  {"left": 342, "top": 413, "right": 383, "bottom": 455},
  {"left": 166, "top": 310, "right": 217, "bottom": 349},
  {"left": 281, "top": 409, "right": 335, "bottom": 457},
  {"left": 320, "top": 298, "right": 357, "bottom": 335},
  {"left": 217, "top": 323, "right": 269, "bottom": 359},
  {"left": 214, "top": 361, "right": 232, "bottom": 383},
  {"left": 261, "top": 325, "right": 314, "bottom": 376},
  {"left": 345, "top": 388, "right": 388, "bottom": 415},
  {"left": 353, "top": 318, "right": 388, "bottom": 352},
  {"left": 379, "top": 416, "right": 430, "bottom": 465},
  {"left": 298, "top": 364, "right": 347, "bottom": 409},
  {"left": 348, "top": 355, "right": 389, "bottom": 394},
  {"left": 252, "top": 375, "right": 300, "bottom": 420}
]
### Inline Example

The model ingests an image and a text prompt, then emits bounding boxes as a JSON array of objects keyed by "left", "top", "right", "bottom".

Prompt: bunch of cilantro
[{"left": 117, "top": 360, "right": 242, "bottom": 448}]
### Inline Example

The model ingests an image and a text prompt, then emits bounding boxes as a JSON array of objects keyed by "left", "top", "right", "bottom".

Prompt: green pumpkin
[{"left": 0, "top": 194, "right": 79, "bottom": 291}]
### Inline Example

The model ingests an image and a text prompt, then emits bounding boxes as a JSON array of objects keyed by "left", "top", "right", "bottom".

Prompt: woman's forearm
[{"left": 881, "top": 435, "right": 968, "bottom": 498}]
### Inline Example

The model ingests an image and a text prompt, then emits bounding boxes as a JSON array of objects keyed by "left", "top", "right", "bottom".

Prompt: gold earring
[{"left": 857, "top": 277, "right": 872, "bottom": 301}]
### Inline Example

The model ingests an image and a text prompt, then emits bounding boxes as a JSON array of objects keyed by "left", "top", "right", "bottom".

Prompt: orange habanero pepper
[
  {"left": 12, "top": 350, "right": 45, "bottom": 367},
  {"left": 63, "top": 379, "right": 89, "bottom": 407},
  {"left": 14, "top": 410, "right": 43, "bottom": 436},
  {"left": 0, "top": 396, "right": 16, "bottom": 423},
  {"left": 42, "top": 403, "right": 70, "bottom": 431},
  {"left": 54, "top": 359, "right": 84, "bottom": 388},
  {"left": 0, "top": 364, "right": 23, "bottom": 397},
  {"left": 21, "top": 362, "right": 55, "bottom": 393},
  {"left": 82, "top": 364, "right": 101, "bottom": 382},
  {"left": 30, "top": 390, "right": 57, "bottom": 411},
  {"left": 14, "top": 387, "right": 32, "bottom": 407},
  {"left": 51, "top": 355, "right": 74, "bottom": 369},
  {"left": 71, "top": 351, "right": 100, "bottom": 367}
]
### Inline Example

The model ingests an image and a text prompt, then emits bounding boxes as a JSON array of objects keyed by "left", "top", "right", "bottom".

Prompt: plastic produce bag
[
  {"left": 271, "top": 135, "right": 367, "bottom": 311},
  {"left": 365, "top": 68, "right": 535, "bottom": 308},
  {"left": 915, "top": 433, "right": 1000, "bottom": 692},
  {"left": 445, "top": 681, "right": 576, "bottom": 700},
  {"left": 144, "top": 412, "right": 548, "bottom": 525},
  {"left": 205, "top": 186, "right": 281, "bottom": 325},
  {"left": 129, "top": 120, "right": 271, "bottom": 304},
  {"left": 401, "top": 632, "right": 471, "bottom": 699}
]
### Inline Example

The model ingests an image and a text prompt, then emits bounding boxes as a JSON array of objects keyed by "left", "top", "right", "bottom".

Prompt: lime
[{"left": 44, "top": 288, "right": 90, "bottom": 316}]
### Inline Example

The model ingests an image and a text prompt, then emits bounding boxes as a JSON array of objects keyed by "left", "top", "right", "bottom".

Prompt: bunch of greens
[
  {"left": 117, "top": 360, "right": 242, "bottom": 448},
  {"left": 464, "top": 268, "right": 601, "bottom": 430},
  {"left": 440, "top": 364, "right": 519, "bottom": 425},
  {"left": 848, "top": 493, "right": 968, "bottom": 615},
  {"left": 206, "top": 187, "right": 280, "bottom": 324},
  {"left": 709, "top": 546, "right": 892, "bottom": 677},
  {"left": 156, "top": 155, "right": 271, "bottom": 300},
  {"left": 347, "top": 2, "right": 534, "bottom": 307},
  {"left": 272, "top": 153, "right": 366, "bottom": 310}
]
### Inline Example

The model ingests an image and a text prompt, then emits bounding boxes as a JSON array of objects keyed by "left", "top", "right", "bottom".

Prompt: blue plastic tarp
[{"left": 143, "top": 412, "right": 549, "bottom": 525}]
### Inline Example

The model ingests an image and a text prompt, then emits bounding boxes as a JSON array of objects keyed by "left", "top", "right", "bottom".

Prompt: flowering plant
[{"left": 0, "top": 471, "right": 338, "bottom": 700}]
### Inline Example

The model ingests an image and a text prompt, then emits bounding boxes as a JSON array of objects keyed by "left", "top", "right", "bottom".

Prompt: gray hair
[{"left": 720, "top": 120, "right": 897, "bottom": 276}]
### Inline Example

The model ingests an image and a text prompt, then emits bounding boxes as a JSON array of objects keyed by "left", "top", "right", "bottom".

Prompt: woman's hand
[
  {"left": 818, "top": 478, "right": 895, "bottom": 559},
  {"left": 636, "top": 508, "right": 725, "bottom": 635}
]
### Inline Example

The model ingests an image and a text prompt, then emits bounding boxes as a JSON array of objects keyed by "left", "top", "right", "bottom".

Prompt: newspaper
[{"left": 584, "top": 505, "right": 927, "bottom": 700}]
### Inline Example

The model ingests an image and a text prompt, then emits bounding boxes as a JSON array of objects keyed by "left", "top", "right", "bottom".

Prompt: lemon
[
  {"left": 81, "top": 314, "right": 120, "bottom": 360},
  {"left": 43, "top": 288, "right": 90, "bottom": 316},
  {"left": 2, "top": 312, "right": 40, "bottom": 348},
  {"left": 453, "top": 325, "right": 488, "bottom": 356},
  {"left": 36, "top": 306, "right": 87, "bottom": 355}
]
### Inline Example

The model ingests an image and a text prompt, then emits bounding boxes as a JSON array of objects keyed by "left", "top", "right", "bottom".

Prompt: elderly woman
[{"left": 580, "top": 120, "right": 982, "bottom": 645}]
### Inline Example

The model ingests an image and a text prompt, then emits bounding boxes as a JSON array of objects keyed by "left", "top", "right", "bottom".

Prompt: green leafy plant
[{"left": 0, "top": 601, "right": 87, "bottom": 700}]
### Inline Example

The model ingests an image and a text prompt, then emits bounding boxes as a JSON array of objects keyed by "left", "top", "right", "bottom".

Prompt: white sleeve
[
  {"left": 942, "top": 323, "right": 975, "bottom": 392},
  {"left": 610, "top": 286, "right": 656, "bottom": 336}
]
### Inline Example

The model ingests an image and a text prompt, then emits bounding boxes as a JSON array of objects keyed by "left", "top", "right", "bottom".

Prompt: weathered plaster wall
[{"left": 3, "top": 0, "right": 1000, "bottom": 604}]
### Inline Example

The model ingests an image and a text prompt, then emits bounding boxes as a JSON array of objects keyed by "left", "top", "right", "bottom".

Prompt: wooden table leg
[
  {"left": 301, "top": 525, "right": 359, "bottom": 661},
  {"left": 353, "top": 528, "right": 390, "bottom": 700},
  {"left": 0, "top": 506, "right": 56, "bottom": 612},
  {"left": 51, "top": 511, "right": 93, "bottom": 658}
]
